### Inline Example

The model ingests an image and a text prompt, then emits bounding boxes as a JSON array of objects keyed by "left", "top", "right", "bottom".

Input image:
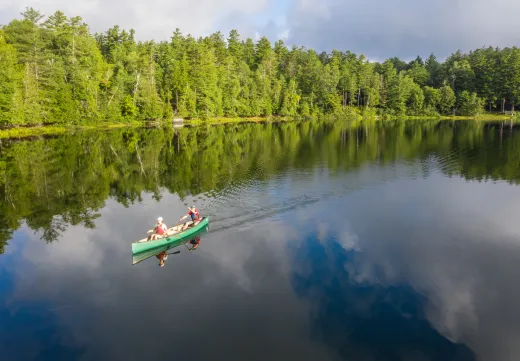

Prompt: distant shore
[{"left": 0, "top": 114, "right": 516, "bottom": 139}]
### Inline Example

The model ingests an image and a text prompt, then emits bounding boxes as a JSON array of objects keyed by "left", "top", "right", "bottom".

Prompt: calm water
[{"left": 1, "top": 120, "right": 520, "bottom": 361}]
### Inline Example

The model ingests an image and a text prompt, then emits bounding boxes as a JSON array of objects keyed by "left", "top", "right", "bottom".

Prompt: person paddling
[
  {"left": 178, "top": 205, "right": 201, "bottom": 231},
  {"left": 147, "top": 217, "right": 167, "bottom": 240}
]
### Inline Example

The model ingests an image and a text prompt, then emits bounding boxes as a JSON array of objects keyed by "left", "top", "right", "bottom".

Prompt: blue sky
[{"left": 1, "top": 0, "right": 520, "bottom": 60}]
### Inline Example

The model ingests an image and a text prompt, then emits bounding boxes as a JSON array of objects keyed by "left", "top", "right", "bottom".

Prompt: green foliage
[
  {"left": 280, "top": 79, "right": 300, "bottom": 116},
  {"left": 425, "top": 54, "right": 445, "bottom": 88},
  {"left": 121, "top": 95, "right": 138, "bottom": 118},
  {"left": 0, "top": 8, "right": 519, "bottom": 126},
  {"left": 0, "top": 30, "right": 20, "bottom": 125},
  {"left": 407, "top": 82, "right": 425, "bottom": 115},
  {"left": 447, "top": 58, "right": 475, "bottom": 94},
  {"left": 423, "top": 86, "right": 440, "bottom": 114},
  {"left": 457, "top": 91, "right": 484, "bottom": 116},
  {"left": 439, "top": 85, "right": 456, "bottom": 115},
  {"left": 405, "top": 61, "right": 429, "bottom": 87}
]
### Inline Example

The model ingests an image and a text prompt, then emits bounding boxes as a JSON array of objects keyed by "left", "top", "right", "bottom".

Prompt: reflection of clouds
[
  {"left": 24, "top": 226, "right": 103, "bottom": 269},
  {"left": 2, "top": 224, "right": 30, "bottom": 256},
  {"left": 338, "top": 229, "right": 360, "bottom": 252},
  {"left": 425, "top": 272, "right": 478, "bottom": 343},
  {"left": 4, "top": 192, "right": 339, "bottom": 361},
  {"left": 317, "top": 222, "right": 328, "bottom": 242},
  {"left": 300, "top": 173, "right": 520, "bottom": 361},
  {"left": 290, "top": 233, "right": 477, "bottom": 361},
  {"left": 5, "top": 160, "right": 520, "bottom": 360},
  {"left": 198, "top": 220, "right": 297, "bottom": 293}
]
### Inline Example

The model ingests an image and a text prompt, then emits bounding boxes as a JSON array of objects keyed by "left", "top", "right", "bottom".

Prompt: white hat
[{"left": 157, "top": 217, "right": 163, "bottom": 222}]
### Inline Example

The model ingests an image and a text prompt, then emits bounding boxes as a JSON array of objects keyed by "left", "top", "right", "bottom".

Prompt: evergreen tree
[
  {"left": 280, "top": 79, "right": 300, "bottom": 116},
  {"left": 0, "top": 8, "right": 519, "bottom": 124},
  {"left": 425, "top": 54, "right": 444, "bottom": 88},
  {"left": 0, "top": 31, "right": 20, "bottom": 125}
]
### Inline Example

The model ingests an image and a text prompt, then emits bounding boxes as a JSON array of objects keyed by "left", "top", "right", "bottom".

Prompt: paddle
[
  {"left": 176, "top": 207, "right": 194, "bottom": 225},
  {"left": 176, "top": 206, "right": 196, "bottom": 230},
  {"left": 174, "top": 218, "right": 186, "bottom": 232}
]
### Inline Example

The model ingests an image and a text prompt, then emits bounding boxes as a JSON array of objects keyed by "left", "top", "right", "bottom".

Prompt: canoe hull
[
  {"left": 132, "top": 217, "right": 209, "bottom": 254},
  {"left": 132, "top": 227, "right": 208, "bottom": 265}
]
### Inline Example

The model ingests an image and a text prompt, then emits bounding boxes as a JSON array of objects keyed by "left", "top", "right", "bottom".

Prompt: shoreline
[
  {"left": 0, "top": 115, "right": 516, "bottom": 139},
  {"left": 0, "top": 122, "right": 143, "bottom": 139}
]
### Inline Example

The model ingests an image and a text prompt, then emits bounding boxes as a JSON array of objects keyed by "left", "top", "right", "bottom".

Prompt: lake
[{"left": 1, "top": 119, "right": 520, "bottom": 361}]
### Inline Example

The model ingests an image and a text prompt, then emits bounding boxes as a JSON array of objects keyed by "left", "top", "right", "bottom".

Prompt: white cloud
[
  {"left": 0, "top": 0, "right": 268, "bottom": 40},
  {"left": 2, "top": 0, "right": 519, "bottom": 59},
  {"left": 286, "top": 0, "right": 520, "bottom": 59}
]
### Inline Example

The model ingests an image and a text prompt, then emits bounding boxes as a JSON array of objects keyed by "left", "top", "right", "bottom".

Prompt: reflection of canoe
[
  {"left": 131, "top": 217, "right": 209, "bottom": 254},
  {"left": 132, "top": 227, "right": 207, "bottom": 265}
]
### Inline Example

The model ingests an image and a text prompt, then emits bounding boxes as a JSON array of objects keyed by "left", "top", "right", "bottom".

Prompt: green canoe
[
  {"left": 132, "top": 227, "right": 208, "bottom": 265},
  {"left": 132, "top": 216, "right": 209, "bottom": 254}
]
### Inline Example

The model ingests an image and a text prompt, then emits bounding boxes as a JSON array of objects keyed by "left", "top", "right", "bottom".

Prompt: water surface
[{"left": 1, "top": 120, "right": 520, "bottom": 361}]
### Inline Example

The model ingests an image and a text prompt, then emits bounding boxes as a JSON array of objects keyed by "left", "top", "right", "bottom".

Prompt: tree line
[{"left": 1, "top": 8, "right": 520, "bottom": 126}]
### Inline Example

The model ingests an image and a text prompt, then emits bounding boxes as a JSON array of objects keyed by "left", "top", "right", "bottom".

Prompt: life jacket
[
  {"left": 155, "top": 224, "right": 165, "bottom": 235},
  {"left": 189, "top": 209, "right": 200, "bottom": 221}
]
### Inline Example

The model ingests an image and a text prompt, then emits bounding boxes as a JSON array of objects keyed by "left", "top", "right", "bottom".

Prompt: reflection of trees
[
  {"left": 290, "top": 234, "right": 476, "bottom": 361},
  {"left": 1, "top": 120, "right": 520, "bottom": 251}
]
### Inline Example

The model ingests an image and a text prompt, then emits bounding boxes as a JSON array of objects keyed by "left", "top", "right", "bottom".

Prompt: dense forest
[
  {"left": 1, "top": 8, "right": 520, "bottom": 126},
  {"left": 1, "top": 119, "right": 520, "bottom": 253}
]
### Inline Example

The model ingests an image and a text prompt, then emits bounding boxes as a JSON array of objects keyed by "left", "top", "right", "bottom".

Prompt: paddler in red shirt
[
  {"left": 147, "top": 217, "right": 168, "bottom": 240},
  {"left": 179, "top": 205, "right": 201, "bottom": 231}
]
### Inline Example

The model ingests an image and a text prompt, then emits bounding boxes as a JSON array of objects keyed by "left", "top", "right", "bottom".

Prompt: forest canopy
[{"left": 1, "top": 7, "right": 519, "bottom": 126}]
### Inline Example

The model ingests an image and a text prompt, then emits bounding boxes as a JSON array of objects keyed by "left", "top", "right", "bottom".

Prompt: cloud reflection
[
  {"left": 290, "top": 173, "right": 520, "bottom": 361},
  {"left": 3, "top": 162, "right": 520, "bottom": 361},
  {"left": 2, "top": 192, "right": 338, "bottom": 361}
]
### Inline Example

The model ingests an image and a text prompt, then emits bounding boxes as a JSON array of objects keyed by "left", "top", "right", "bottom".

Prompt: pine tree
[
  {"left": 280, "top": 79, "right": 300, "bottom": 116},
  {"left": 135, "top": 42, "right": 163, "bottom": 119},
  {"left": 0, "top": 31, "right": 19, "bottom": 125},
  {"left": 425, "top": 54, "right": 444, "bottom": 88},
  {"left": 227, "top": 30, "right": 243, "bottom": 59}
]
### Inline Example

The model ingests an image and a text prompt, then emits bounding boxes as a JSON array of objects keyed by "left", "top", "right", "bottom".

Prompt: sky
[{"left": 1, "top": 0, "right": 520, "bottom": 61}]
